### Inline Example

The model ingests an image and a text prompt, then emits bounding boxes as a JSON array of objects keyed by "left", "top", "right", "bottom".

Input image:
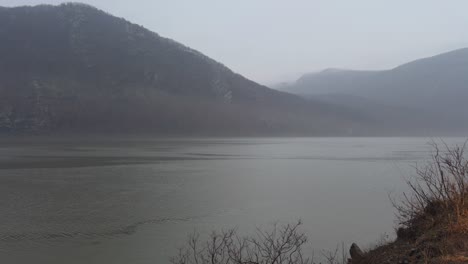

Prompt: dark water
[{"left": 0, "top": 137, "right": 464, "bottom": 263}]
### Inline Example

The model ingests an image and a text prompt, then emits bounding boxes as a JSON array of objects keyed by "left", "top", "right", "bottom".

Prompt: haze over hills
[
  {"left": 280, "top": 48, "right": 468, "bottom": 134},
  {"left": 0, "top": 3, "right": 367, "bottom": 136},
  {"left": 1, "top": 3, "right": 466, "bottom": 136}
]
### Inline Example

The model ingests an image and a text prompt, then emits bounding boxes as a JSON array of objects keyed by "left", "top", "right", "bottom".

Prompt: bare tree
[
  {"left": 171, "top": 221, "right": 351, "bottom": 264},
  {"left": 392, "top": 141, "right": 468, "bottom": 230},
  {"left": 170, "top": 221, "right": 315, "bottom": 264},
  {"left": 320, "top": 242, "right": 348, "bottom": 264}
]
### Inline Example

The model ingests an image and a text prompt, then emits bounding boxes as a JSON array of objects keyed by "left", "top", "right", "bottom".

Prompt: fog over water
[
  {"left": 1, "top": 137, "right": 465, "bottom": 263},
  {"left": 1, "top": 0, "right": 468, "bottom": 262}
]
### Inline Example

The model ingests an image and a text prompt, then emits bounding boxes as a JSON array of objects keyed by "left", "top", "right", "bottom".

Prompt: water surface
[{"left": 0, "top": 137, "right": 463, "bottom": 263}]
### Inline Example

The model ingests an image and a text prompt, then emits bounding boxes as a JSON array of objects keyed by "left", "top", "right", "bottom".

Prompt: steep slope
[
  {"left": 281, "top": 49, "right": 468, "bottom": 134},
  {"left": 0, "top": 3, "right": 365, "bottom": 135}
]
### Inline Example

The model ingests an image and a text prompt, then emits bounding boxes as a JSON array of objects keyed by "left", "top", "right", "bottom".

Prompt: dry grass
[{"left": 440, "top": 255, "right": 468, "bottom": 263}]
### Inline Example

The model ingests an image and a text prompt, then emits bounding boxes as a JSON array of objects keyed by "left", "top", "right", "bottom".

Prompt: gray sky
[{"left": 2, "top": 0, "right": 468, "bottom": 85}]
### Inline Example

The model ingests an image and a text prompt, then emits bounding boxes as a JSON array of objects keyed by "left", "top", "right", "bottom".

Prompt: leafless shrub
[
  {"left": 170, "top": 221, "right": 312, "bottom": 264},
  {"left": 171, "top": 221, "right": 349, "bottom": 264},
  {"left": 392, "top": 141, "right": 468, "bottom": 233},
  {"left": 320, "top": 242, "right": 348, "bottom": 264}
]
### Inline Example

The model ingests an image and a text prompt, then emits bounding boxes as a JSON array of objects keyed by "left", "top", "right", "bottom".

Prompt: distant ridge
[{"left": 281, "top": 48, "right": 468, "bottom": 134}]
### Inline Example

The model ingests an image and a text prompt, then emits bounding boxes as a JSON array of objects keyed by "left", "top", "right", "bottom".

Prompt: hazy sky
[{"left": 2, "top": 0, "right": 468, "bottom": 84}]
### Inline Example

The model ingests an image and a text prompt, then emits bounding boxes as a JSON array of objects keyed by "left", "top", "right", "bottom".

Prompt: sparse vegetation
[
  {"left": 170, "top": 221, "right": 349, "bottom": 264},
  {"left": 356, "top": 142, "right": 468, "bottom": 263},
  {"left": 393, "top": 141, "right": 468, "bottom": 239},
  {"left": 171, "top": 221, "right": 313, "bottom": 264}
]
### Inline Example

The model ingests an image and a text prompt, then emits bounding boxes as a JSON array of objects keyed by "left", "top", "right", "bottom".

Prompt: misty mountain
[
  {"left": 0, "top": 3, "right": 368, "bottom": 135},
  {"left": 281, "top": 49, "right": 468, "bottom": 134}
]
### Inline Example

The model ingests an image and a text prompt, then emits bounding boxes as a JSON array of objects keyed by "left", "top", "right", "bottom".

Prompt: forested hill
[{"left": 0, "top": 3, "right": 365, "bottom": 135}]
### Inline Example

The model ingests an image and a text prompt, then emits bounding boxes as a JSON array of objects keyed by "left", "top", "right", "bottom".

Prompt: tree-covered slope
[{"left": 0, "top": 3, "right": 365, "bottom": 135}]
